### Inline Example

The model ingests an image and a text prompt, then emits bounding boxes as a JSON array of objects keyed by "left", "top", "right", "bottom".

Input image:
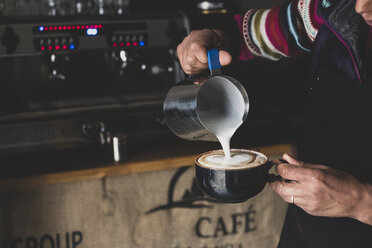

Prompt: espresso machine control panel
[{"left": 0, "top": 15, "right": 186, "bottom": 56}]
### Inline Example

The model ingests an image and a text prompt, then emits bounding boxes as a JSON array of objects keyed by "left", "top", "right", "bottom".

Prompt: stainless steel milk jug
[{"left": 163, "top": 49, "right": 249, "bottom": 142}]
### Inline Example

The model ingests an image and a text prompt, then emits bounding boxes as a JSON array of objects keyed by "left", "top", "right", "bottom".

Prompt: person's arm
[
  {"left": 177, "top": 0, "right": 324, "bottom": 74},
  {"left": 270, "top": 154, "right": 372, "bottom": 226},
  {"left": 234, "top": 0, "right": 323, "bottom": 61}
]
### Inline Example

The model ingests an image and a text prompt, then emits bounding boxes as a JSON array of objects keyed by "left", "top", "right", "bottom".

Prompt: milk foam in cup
[{"left": 197, "top": 149, "right": 267, "bottom": 170}]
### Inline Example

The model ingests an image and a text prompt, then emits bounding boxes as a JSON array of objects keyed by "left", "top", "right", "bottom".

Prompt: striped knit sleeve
[{"left": 235, "top": 0, "right": 324, "bottom": 61}]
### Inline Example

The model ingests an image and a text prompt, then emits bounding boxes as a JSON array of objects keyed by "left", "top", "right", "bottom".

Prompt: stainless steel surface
[
  {"left": 0, "top": 0, "right": 132, "bottom": 17},
  {"left": 163, "top": 74, "right": 249, "bottom": 142},
  {"left": 196, "top": 1, "right": 225, "bottom": 10}
]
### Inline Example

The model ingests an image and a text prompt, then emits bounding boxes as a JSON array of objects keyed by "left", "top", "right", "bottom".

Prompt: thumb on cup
[{"left": 283, "top": 153, "right": 303, "bottom": 166}]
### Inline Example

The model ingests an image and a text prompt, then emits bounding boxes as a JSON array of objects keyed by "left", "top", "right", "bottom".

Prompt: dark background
[
  {"left": 0, "top": 0, "right": 310, "bottom": 176},
  {"left": 0, "top": 0, "right": 284, "bottom": 16},
  {"left": 0, "top": 0, "right": 310, "bottom": 117}
]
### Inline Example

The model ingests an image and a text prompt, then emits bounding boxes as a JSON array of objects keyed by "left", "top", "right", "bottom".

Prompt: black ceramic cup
[{"left": 195, "top": 149, "right": 283, "bottom": 203}]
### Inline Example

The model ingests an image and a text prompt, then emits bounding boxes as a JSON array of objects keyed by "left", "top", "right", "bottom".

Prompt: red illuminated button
[{"left": 41, "top": 46, "right": 45, "bottom": 51}]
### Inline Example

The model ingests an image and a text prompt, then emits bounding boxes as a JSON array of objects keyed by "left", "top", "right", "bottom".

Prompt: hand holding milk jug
[
  {"left": 163, "top": 48, "right": 249, "bottom": 157},
  {"left": 164, "top": 49, "right": 286, "bottom": 203}
]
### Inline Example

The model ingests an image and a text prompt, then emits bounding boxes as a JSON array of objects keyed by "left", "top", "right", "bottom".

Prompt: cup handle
[
  {"left": 207, "top": 49, "right": 221, "bottom": 76},
  {"left": 266, "top": 159, "right": 295, "bottom": 183}
]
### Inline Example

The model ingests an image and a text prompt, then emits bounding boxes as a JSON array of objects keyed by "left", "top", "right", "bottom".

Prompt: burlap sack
[{"left": 0, "top": 161, "right": 287, "bottom": 248}]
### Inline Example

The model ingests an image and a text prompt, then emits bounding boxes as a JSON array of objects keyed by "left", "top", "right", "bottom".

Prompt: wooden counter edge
[{"left": 0, "top": 143, "right": 296, "bottom": 190}]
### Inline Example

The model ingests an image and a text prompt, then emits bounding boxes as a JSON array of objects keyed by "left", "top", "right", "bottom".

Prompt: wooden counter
[
  {"left": 0, "top": 141, "right": 296, "bottom": 190},
  {"left": 0, "top": 141, "right": 292, "bottom": 248}
]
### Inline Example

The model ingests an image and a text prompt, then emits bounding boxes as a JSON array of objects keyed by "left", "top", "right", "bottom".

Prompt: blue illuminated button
[
  {"left": 86, "top": 28, "right": 98, "bottom": 36},
  {"left": 70, "top": 44, "right": 75, "bottom": 50},
  {"left": 39, "top": 26, "right": 44, "bottom": 32},
  {"left": 139, "top": 41, "right": 145, "bottom": 46}
]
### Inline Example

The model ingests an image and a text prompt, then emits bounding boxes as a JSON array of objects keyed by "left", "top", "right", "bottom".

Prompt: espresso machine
[{"left": 0, "top": 0, "right": 190, "bottom": 161}]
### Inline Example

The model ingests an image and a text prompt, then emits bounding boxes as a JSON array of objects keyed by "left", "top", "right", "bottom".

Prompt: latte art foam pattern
[
  {"left": 197, "top": 149, "right": 267, "bottom": 170},
  {"left": 206, "top": 153, "right": 253, "bottom": 165}
]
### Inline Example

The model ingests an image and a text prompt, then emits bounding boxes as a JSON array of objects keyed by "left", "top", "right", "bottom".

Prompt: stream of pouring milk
[
  {"left": 213, "top": 83, "right": 245, "bottom": 159},
  {"left": 215, "top": 125, "right": 241, "bottom": 158},
  {"left": 199, "top": 81, "right": 246, "bottom": 159}
]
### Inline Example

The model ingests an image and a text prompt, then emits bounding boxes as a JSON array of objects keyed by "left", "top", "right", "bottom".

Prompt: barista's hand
[
  {"left": 177, "top": 29, "right": 232, "bottom": 75},
  {"left": 270, "top": 153, "right": 372, "bottom": 225}
]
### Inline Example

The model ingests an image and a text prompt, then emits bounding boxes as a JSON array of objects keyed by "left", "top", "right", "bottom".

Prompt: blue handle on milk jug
[{"left": 207, "top": 49, "right": 221, "bottom": 76}]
